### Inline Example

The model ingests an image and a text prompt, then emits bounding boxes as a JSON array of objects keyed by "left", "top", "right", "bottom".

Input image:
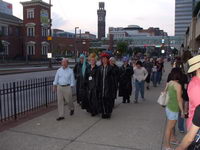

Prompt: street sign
[
  {"left": 47, "top": 36, "right": 52, "bottom": 41},
  {"left": 47, "top": 53, "right": 52, "bottom": 58}
]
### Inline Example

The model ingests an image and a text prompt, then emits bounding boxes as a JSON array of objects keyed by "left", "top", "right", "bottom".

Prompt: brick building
[
  {"left": 0, "top": 0, "right": 90, "bottom": 61},
  {"left": 0, "top": 12, "right": 23, "bottom": 59}
]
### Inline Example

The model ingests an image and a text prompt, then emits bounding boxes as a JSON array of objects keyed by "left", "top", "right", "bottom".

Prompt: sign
[
  {"left": 47, "top": 36, "right": 52, "bottom": 41},
  {"left": 40, "top": 9, "right": 49, "bottom": 24},
  {"left": 47, "top": 53, "right": 52, "bottom": 58},
  {"left": 0, "top": 0, "right": 13, "bottom": 15}
]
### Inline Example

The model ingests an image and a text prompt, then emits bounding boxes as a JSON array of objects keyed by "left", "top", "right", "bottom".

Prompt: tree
[{"left": 116, "top": 41, "right": 128, "bottom": 56}]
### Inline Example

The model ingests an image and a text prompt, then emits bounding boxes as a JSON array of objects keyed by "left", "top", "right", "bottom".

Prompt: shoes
[
  {"left": 127, "top": 100, "right": 130, "bottom": 103},
  {"left": 56, "top": 117, "right": 64, "bottom": 121},
  {"left": 146, "top": 87, "right": 150, "bottom": 90},
  {"left": 70, "top": 110, "right": 74, "bottom": 116},
  {"left": 102, "top": 114, "right": 111, "bottom": 119},
  {"left": 122, "top": 101, "right": 126, "bottom": 103},
  {"left": 134, "top": 101, "right": 138, "bottom": 104}
]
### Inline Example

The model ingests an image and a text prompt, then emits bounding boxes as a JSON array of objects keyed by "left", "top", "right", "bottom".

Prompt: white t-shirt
[{"left": 133, "top": 67, "right": 148, "bottom": 82}]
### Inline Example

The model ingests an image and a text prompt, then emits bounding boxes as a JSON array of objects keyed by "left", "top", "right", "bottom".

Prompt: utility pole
[
  {"left": 74, "top": 27, "right": 79, "bottom": 62},
  {"left": 48, "top": 0, "right": 52, "bottom": 68}
]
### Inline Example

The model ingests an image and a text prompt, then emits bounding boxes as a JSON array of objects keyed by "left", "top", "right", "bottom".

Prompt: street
[{"left": 0, "top": 63, "right": 179, "bottom": 150}]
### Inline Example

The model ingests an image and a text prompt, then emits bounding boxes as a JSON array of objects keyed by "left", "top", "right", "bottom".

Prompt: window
[
  {"left": 27, "top": 44, "right": 35, "bottom": 55},
  {"left": 0, "top": 25, "right": 8, "bottom": 36},
  {"left": 42, "top": 27, "right": 48, "bottom": 37},
  {"left": 0, "top": 41, "right": 9, "bottom": 55},
  {"left": 27, "top": 9, "right": 34, "bottom": 19},
  {"left": 41, "top": 44, "right": 49, "bottom": 55},
  {"left": 27, "top": 27, "right": 35, "bottom": 37}
]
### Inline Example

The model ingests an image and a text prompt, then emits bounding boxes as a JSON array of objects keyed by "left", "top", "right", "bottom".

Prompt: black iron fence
[{"left": 0, "top": 77, "right": 57, "bottom": 122}]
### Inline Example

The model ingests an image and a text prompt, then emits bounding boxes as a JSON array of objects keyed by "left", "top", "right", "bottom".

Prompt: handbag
[
  {"left": 157, "top": 92, "right": 169, "bottom": 107},
  {"left": 157, "top": 83, "right": 169, "bottom": 107},
  {"left": 188, "top": 130, "right": 200, "bottom": 150}
]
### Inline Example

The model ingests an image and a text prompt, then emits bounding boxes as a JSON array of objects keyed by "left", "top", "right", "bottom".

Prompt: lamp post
[
  {"left": 48, "top": 0, "right": 52, "bottom": 68},
  {"left": 74, "top": 27, "right": 79, "bottom": 62}
]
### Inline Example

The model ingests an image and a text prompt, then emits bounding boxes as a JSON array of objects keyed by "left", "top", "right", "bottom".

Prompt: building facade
[
  {"left": 76, "top": 31, "right": 96, "bottom": 40},
  {"left": 108, "top": 25, "right": 168, "bottom": 40},
  {"left": 97, "top": 2, "right": 106, "bottom": 40},
  {"left": 21, "top": 0, "right": 51, "bottom": 60},
  {"left": 184, "top": 1, "right": 200, "bottom": 54},
  {"left": 0, "top": 12, "right": 23, "bottom": 59},
  {"left": 175, "top": 0, "right": 198, "bottom": 36},
  {"left": 0, "top": 0, "right": 13, "bottom": 15}
]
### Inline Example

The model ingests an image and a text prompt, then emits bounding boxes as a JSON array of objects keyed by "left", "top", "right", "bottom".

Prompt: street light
[{"left": 74, "top": 27, "right": 79, "bottom": 62}]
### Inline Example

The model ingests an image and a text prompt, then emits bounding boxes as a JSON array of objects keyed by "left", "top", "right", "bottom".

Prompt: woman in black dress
[{"left": 85, "top": 53, "right": 100, "bottom": 116}]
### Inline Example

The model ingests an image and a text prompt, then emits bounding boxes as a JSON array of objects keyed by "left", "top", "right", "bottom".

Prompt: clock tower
[{"left": 97, "top": 2, "right": 106, "bottom": 40}]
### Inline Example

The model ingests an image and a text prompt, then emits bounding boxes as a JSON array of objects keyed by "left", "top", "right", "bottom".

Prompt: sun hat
[{"left": 188, "top": 55, "right": 200, "bottom": 73}]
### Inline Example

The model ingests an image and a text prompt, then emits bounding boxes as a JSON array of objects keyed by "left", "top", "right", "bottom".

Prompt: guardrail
[{"left": 0, "top": 77, "right": 56, "bottom": 122}]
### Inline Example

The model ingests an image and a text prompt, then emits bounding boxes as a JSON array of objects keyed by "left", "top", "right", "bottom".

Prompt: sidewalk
[{"left": 0, "top": 63, "right": 182, "bottom": 150}]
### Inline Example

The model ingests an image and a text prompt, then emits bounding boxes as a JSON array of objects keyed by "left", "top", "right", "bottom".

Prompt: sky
[{"left": 7, "top": 0, "right": 175, "bottom": 36}]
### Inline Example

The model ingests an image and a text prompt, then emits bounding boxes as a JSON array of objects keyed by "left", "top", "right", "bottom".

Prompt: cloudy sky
[{"left": 7, "top": 0, "right": 175, "bottom": 35}]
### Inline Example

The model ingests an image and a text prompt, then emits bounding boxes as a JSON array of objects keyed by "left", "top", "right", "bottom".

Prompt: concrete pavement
[{"left": 0, "top": 63, "right": 176, "bottom": 150}]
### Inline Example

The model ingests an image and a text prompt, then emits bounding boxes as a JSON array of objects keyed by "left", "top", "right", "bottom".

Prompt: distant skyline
[{"left": 7, "top": 0, "right": 175, "bottom": 36}]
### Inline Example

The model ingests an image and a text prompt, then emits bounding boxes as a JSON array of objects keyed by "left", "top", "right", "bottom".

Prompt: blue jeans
[
  {"left": 135, "top": 80, "right": 145, "bottom": 101},
  {"left": 156, "top": 71, "right": 162, "bottom": 84},
  {"left": 178, "top": 112, "right": 185, "bottom": 131},
  {"left": 151, "top": 72, "right": 157, "bottom": 87}
]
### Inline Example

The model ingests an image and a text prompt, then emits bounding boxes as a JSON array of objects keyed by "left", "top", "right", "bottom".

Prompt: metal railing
[{"left": 0, "top": 77, "right": 57, "bottom": 122}]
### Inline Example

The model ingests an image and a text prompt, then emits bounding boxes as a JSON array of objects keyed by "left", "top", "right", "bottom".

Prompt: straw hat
[{"left": 188, "top": 55, "right": 200, "bottom": 73}]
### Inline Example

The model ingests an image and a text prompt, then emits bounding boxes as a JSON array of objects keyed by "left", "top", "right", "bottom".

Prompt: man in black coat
[
  {"left": 98, "top": 52, "right": 115, "bottom": 119},
  {"left": 119, "top": 57, "right": 134, "bottom": 103}
]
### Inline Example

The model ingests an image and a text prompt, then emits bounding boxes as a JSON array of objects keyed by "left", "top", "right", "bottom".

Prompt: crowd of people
[
  {"left": 53, "top": 52, "right": 165, "bottom": 120},
  {"left": 52, "top": 50, "right": 200, "bottom": 150}
]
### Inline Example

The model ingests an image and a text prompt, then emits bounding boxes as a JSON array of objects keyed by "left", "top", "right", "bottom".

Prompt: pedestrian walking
[
  {"left": 74, "top": 54, "right": 88, "bottom": 109},
  {"left": 53, "top": 58, "right": 75, "bottom": 121},
  {"left": 119, "top": 57, "right": 134, "bottom": 103},
  {"left": 133, "top": 61, "right": 148, "bottom": 103},
  {"left": 151, "top": 59, "right": 158, "bottom": 87},
  {"left": 156, "top": 58, "right": 164, "bottom": 85},
  {"left": 143, "top": 57, "right": 153, "bottom": 90},
  {"left": 187, "top": 55, "right": 200, "bottom": 130},
  {"left": 110, "top": 57, "right": 120, "bottom": 107},
  {"left": 85, "top": 53, "right": 100, "bottom": 116},
  {"left": 98, "top": 52, "right": 115, "bottom": 119},
  {"left": 163, "top": 68, "right": 184, "bottom": 150}
]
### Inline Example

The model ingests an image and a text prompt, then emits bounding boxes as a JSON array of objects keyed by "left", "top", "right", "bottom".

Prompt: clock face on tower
[{"left": 98, "top": 16, "right": 103, "bottom": 21}]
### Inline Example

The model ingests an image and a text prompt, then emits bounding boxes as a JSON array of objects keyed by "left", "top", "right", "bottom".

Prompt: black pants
[
  {"left": 123, "top": 95, "right": 130, "bottom": 103},
  {"left": 101, "top": 97, "right": 113, "bottom": 117}
]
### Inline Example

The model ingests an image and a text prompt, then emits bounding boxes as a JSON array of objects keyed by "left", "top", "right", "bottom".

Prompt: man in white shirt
[
  {"left": 53, "top": 58, "right": 75, "bottom": 121},
  {"left": 133, "top": 61, "right": 148, "bottom": 103}
]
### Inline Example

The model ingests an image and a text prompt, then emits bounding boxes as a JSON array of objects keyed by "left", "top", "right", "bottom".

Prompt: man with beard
[
  {"left": 119, "top": 57, "right": 134, "bottom": 103},
  {"left": 98, "top": 52, "right": 115, "bottom": 119}
]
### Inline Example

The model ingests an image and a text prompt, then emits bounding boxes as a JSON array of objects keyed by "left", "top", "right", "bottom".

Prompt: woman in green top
[{"left": 164, "top": 68, "right": 184, "bottom": 150}]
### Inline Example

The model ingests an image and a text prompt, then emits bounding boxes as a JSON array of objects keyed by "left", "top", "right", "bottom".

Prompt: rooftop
[{"left": 0, "top": 12, "right": 22, "bottom": 24}]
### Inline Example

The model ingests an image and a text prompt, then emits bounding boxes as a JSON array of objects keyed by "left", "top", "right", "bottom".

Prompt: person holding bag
[{"left": 163, "top": 68, "right": 184, "bottom": 150}]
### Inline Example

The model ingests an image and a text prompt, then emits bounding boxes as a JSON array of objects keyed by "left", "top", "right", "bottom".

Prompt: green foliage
[
  {"left": 116, "top": 41, "right": 128, "bottom": 56},
  {"left": 89, "top": 48, "right": 102, "bottom": 55}
]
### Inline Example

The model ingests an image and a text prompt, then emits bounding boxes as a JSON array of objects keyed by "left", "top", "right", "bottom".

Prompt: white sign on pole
[{"left": 47, "top": 53, "right": 52, "bottom": 58}]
